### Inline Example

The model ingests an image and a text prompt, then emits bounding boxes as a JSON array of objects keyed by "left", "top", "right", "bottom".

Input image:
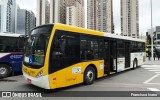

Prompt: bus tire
[
  {"left": 133, "top": 59, "right": 137, "bottom": 69},
  {"left": 84, "top": 67, "right": 96, "bottom": 85},
  {"left": 0, "top": 64, "right": 11, "bottom": 79}
]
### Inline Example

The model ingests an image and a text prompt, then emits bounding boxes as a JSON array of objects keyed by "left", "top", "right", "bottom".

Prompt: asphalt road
[{"left": 0, "top": 64, "right": 160, "bottom": 100}]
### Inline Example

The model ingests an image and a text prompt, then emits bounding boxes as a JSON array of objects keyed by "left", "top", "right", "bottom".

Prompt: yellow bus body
[
  {"left": 23, "top": 24, "right": 105, "bottom": 89},
  {"left": 23, "top": 23, "right": 145, "bottom": 89}
]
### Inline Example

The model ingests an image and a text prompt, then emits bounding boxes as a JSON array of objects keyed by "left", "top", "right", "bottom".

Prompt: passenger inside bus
[{"left": 86, "top": 50, "right": 94, "bottom": 60}]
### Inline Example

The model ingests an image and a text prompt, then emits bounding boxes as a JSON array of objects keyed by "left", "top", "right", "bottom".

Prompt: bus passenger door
[
  {"left": 110, "top": 40, "right": 117, "bottom": 72},
  {"left": 125, "top": 42, "right": 130, "bottom": 68},
  {"left": 104, "top": 40, "right": 110, "bottom": 74}
]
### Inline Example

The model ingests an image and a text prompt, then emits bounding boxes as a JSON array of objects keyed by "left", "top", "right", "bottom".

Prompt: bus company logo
[
  {"left": 2, "top": 92, "right": 11, "bottom": 98},
  {"left": 10, "top": 55, "right": 23, "bottom": 59}
]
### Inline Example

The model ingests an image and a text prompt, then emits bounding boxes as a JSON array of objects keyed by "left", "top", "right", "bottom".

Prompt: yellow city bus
[{"left": 23, "top": 23, "right": 146, "bottom": 89}]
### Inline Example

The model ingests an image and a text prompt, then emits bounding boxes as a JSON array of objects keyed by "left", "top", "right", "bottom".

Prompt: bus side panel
[
  {"left": 75, "top": 60, "right": 104, "bottom": 84},
  {"left": 0, "top": 52, "right": 24, "bottom": 72},
  {"left": 11, "top": 61, "right": 23, "bottom": 72},
  {"left": 48, "top": 70, "right": 66, "bottom": 89},
  {"left": 137, "top": 52, "right": 146, "bottom": 66},
  {"left": 48, "top": 60, "right": 104, "bottom": 89},
  {"left": 130, "top": 52, "right": 145, "bottom": 68}
]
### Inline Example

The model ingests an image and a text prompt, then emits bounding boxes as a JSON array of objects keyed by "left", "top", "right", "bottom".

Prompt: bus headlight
[{"left": 36, "top": 70, "right": 43, "bottom": 78}]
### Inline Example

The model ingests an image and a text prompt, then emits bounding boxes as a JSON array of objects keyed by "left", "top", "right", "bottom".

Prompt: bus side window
[
  {"left": 49, "top": 30, "right": 80, "bottom": 74},
  {"left": 51, "top": 37, "right": 64, "bottom": 59},
  {"left": 80, "top": 35, "right": 99, "bottom": 61},
  {"left": 0, "top": 45, "right": 5, "bottom": 52},
  {"left": 59, "top": 38, "right": 66, "bottom": 54}
]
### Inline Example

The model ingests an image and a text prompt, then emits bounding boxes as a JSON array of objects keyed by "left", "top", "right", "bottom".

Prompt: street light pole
[{"left": 151, "top": 0, "right": 154, "bottom": 62}]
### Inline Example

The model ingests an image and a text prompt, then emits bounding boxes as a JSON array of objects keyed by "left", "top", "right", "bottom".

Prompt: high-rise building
[
  {"left": 50, "top": 0, "right": 67, "bottom": 24},
  {"left": 87, "top": 0, "right": 98, "bottom": 30},
  {"left": 97, "top": 0, "right": 113, "bottom": 33},
  {"left": 121, "top": 0, "right": 139, "bottom": 38},
  {"left": 26, "top": 11, "right": 36, "bottom": 35},
  {"left": 0, "top": 5, "right": 1, "bottom": 32},
  {"left": 66, "top": 0, "right": 85, "bottom": 28},
  {"left": 87, "top": 0, "right": 113, "bottom": 33},
  {"left": 17, "top": 8, "right": 26, "bottom": 34},
  {"left": 36, "top": 0, "right": 50, "bottom": 26},
  {"left": 17, "top": 8, "right": 36, "bottom": 35},
  {"left": 29, "top": 11, "right": 36, "bottom": 32},
  {"left": 0, "top": 0, "right": 17, "bottom": 33}
]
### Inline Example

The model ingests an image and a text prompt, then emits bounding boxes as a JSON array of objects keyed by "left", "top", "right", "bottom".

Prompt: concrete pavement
[{"left": 0, "top": 61, "right": 160, "bottom": 99}]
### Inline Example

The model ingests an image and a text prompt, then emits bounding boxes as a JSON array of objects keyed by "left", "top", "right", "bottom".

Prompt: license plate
[{"left": 27, "top": 78, "right": 32, "bottom": 84}]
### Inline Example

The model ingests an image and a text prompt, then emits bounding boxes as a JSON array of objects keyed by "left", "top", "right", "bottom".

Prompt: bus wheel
[
  {"left": 0, "top": 64, "right": 11, "bottom": 79},
  {"left": 84, "top": 67, "right": 96, "bottom": 85},
  {"left": 133, "top": 59, "right": 137, "bottom": 69}
]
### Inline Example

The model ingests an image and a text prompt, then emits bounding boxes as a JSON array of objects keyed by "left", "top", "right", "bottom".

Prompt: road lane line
[
  {"left": 145, "top": 83, "right": 160, "bottom": 85},
  {"left": 141, "top": 66, "right": 160, "bottom": 68},
  {"left": 148, "top": 88, "right": 160, "bottom": 91},
  {"left": 144, "top": 74, "right": 160, "bottom": 84},
  {"left": 149, "top": 70, "right": 160, "bottom": 72},
  {"left": 145, "top": 68, "right": 160, "bottom": 69}
]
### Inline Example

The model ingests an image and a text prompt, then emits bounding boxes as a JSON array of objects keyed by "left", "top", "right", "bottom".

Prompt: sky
[{"left": 16, "top": 0, "right": 160, "bottom": 36}]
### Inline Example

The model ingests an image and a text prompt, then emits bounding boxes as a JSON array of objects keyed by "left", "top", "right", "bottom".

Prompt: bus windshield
[{"left": 23, "top": 25, "right": 53, "bottom": 69}]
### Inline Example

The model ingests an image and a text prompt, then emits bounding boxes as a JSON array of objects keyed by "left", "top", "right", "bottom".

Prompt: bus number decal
[{"left": 72, "top": 67, "right": 81, "bottom": 74}]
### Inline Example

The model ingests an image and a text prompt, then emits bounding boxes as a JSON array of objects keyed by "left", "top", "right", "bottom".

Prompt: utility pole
[{"left": 151, "top": 0, "right": 154, "bottom": 62}]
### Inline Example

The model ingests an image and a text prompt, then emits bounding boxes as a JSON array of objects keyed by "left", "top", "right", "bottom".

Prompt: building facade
[
  {"left": 29, "top": 11, "right": 36, "bottom": 33},
  {"left": 97, "top": 0, "right": 113, "bottom": 33},
  {"left": 50, "top": 0, "right": 67, "bottom": 24},
  {"left": 87, "top": 0, "right": 98, "bottom": 30},
  {"left": 17, "top": 8, "right": 36, "bottom": 35},
  {"left": 87, "top": 0, "right": 114, "bottom": 33},
  {"left": 17, "top": 8, "right": 26, "bottom": 34},
  {"left": 36, "top": 0, "right": 50, "bottom": 26},
  {"left": 0, "top": 0, "right": 17, "bottom": 33},
  {"left": 121, "top": 0, "right": 139, "bottom": 38},
  {"left": 147, "top": 26, "right": 160, "bottom": 46},
  {"left": 66, "top": 0, "right": 85, "bottom": 28}
]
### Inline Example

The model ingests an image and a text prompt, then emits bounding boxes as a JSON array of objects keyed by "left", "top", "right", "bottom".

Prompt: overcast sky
[{"left": 17, "top": 0, "right": 160, "bottom": 36}]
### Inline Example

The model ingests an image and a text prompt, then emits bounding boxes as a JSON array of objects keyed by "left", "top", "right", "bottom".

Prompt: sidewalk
[{"left": 144, "top": 57, "right": 160, "bottom": 65}]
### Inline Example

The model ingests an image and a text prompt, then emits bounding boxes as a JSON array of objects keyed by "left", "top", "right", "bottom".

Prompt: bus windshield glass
[{"left": 23, "top": 25, "right": 53, "bottom": 69}]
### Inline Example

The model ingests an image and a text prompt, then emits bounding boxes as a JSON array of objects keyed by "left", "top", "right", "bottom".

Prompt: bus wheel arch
[
  {"left": 83, "top": 64, "right": 97, "bottom": 85},
  {"left": 133, "top": 58, "right": 138, "bottom": 69},
  {"left": 0, "top": 63, "right": 12, "bottom": 79}
]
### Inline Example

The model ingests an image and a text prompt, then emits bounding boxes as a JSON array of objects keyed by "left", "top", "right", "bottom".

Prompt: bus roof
[
  {"left": 38, "top": 23, "right": 145, "bottom": 43},
  {"left": 104, "top": 33, "right": 145, "bottom": 42},
  {"left": 0, "top": 33, "right": 23, "bottom": 37}
]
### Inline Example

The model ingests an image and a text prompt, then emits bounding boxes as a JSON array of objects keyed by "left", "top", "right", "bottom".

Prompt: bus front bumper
[{"left": 23, "top": 72, "right": 50, "bottom": 89}]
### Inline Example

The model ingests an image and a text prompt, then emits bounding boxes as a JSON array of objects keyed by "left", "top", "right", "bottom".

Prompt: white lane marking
[
  {"left": 144, "top": 74, "right": 160, "bottom": 84},
  {"left": 143, "top": 65, "right": 160, "bottom": 73},
  {"left": 145, "top": 68, "right": 160, "bottom": 69},
  {"left": 149, "top": 70, "right": 160, "bottom": 72},
  {"left": 141, "top": 65, "right": 160, "bottom": 68},
  {"left": 142, "top": 66, "right": 160, "bottom": 68},
  {"left": 148, "top": 88, "right": 160, "bottom": 91},
  {"left": 145, "top": 83, "right": 160, "bottom": 85}
]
